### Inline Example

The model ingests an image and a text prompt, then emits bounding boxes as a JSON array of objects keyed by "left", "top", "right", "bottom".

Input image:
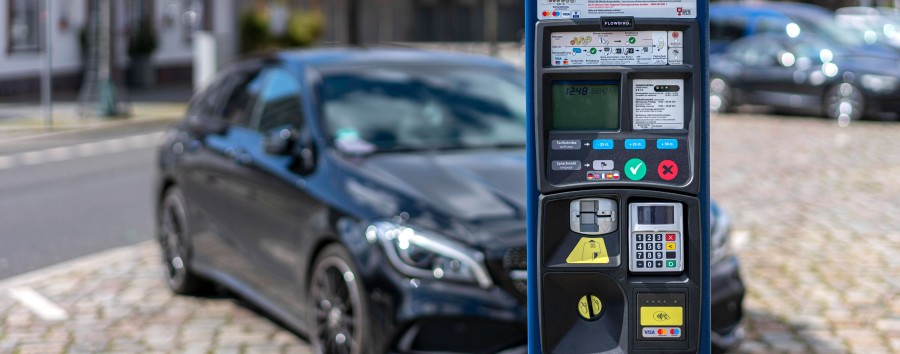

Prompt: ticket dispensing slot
[{"left": 570, "top": 198, "right": 616, "bottom": 235}]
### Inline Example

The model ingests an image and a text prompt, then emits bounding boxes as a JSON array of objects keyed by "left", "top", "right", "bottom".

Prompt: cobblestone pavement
[
  {"left": 713, "top": 113, "right": 900, "bottom": 354},
  {"left": 0, "top": 244, "right": 311, "bottom": 354},
  {"left": 1, "top": 113, "right": 899, "bottom": 353}
]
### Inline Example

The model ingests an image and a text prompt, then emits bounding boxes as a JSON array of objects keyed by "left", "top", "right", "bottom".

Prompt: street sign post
[{"left": 525, "top": 1, "right": 711, "bottom": 352}]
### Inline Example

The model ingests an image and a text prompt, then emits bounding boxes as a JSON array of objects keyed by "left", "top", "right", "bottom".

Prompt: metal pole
[
  {"left": 484, "top": 0, "right": 499, "bottom": 56},
  {"left": 347, "top": 0, "right": 359, "bottom": 45},
  {"left": 42, "top": 0, "right": 53, "bottom": 128}
]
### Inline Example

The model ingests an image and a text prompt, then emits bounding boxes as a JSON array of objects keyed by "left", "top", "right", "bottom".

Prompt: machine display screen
[
  {"left": 636, "top": 206, "right": 675, "bottom": 225},
  {"left": 551, "top": 81, "right": 619, "bottom": 130}
]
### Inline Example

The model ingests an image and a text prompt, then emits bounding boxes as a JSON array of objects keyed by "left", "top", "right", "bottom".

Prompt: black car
[
  {"left": 155, "top": 48, "right": 744, "bottom": 354},
  {"left": 711, "top": 32, "right": 900, "bottom": 120}
]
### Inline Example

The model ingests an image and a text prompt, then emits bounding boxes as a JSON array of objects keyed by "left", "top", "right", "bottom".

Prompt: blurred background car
[
  {"left": 710, "top": 33, "right": 900, "bottom": 120},
  {"left": 710, "top": 2, "right": 900, "bottom": 120},
  {"left": 835, "top": 7, "right": 900, "bottom": 51},
  {"left": 156, "top": 48, "right": 744, "bottom": 354}
]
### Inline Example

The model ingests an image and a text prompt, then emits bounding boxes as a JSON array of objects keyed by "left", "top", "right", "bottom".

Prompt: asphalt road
[{"left": 0, "top": 122, "right": 172, "bottom": 279}]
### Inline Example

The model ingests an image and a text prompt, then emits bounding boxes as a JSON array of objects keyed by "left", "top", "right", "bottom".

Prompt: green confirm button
[{"left": 624, "top": 158, "right": 647, "bottom": 181}]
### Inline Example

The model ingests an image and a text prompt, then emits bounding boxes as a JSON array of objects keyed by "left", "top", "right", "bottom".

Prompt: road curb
[
  {"left": 0, "top": 241, "right": 155, "bottom": 291},
  {"left": 0, "top": 115, "right": 180, "bottom": 144}
]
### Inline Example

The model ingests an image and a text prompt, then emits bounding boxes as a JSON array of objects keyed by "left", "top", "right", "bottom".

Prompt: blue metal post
[
  {"left": 698, "top": 1, "right": 712, "bottom": 353},
  {"left": 524, "top": 0, "right": 539, "bottom": 352}
]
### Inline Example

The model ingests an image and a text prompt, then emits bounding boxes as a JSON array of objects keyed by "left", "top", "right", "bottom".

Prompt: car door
[
  {"left": 220, "top": 66, "right": 322, "bottom": 311},
  {"left": 178, "top": 65, "right": 267, "bottom": 276},
  {"left": 731, "top": 38, "right": 797, "bottom": 106}
]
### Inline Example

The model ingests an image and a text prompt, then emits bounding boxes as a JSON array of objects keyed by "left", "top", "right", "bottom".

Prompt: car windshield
[
  {"left": 320, "top": 65, "right": 526, "bottom": 154},
  {"left": 791, "top": 13, "right": 867, "bottom": 47}
]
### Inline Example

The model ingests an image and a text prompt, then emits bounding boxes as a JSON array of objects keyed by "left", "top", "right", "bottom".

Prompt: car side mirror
[
  {"left": 264, "top": 128, "right": 295, "bottom": 155},
  {"left": 264, "top": 128, "right": 317, "bottom": 174}
]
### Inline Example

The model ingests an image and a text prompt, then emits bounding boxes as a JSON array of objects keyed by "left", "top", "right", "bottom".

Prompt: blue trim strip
[
  {"left": 525, "top": 0, "right": 540, "bottom": 352},
  {"left": 698, "top": 0, "right": 712, "bottom": 353}
]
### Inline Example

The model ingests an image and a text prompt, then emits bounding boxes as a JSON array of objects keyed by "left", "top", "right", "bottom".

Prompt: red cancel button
[{"left": 657, "top": 160, "right": 678, "bottom": 181}]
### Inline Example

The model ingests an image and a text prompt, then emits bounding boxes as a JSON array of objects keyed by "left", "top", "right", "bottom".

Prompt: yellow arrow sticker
[
  {"left": 566, "top": 237, "right": 610, "bottom": 264},
  {"left": 577, "top": 294, "right": 603, "bottom": 320}
]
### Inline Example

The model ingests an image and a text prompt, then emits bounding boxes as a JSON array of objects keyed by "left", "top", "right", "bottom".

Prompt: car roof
[{"left": 270, "top": 47, "right": 518, "bottom": 72}]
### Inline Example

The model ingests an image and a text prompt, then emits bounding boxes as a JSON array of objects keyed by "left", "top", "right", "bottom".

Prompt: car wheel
[
  {"left": 710, "top": 77, "right": 733, "bottom": 114},
  {"left": 824, "top": 82, "right": 865, "bottom": 121},
  {"left": 158, "top": 186, "right": 210, "bottom": 294},
  {"left": 308, "top": 244, "right": 373, "bottom": 354}
]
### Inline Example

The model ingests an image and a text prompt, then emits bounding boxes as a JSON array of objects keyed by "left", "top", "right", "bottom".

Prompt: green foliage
[
  {"left": 240, "top": 10, "right": 271, "bottom": 54},
  {"left": 128, "top": 22, "right": 158, "bottom": 58},
  {"left": 283, "top": 11, "right": 325, "bottom": 47},
  {"left": 240, "top": 8, "right": 325, "bottom": 54}
]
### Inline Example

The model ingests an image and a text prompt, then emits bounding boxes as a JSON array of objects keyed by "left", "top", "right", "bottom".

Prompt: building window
[{"left": 8, "top": 0, "right": 41, "bottom": 53}]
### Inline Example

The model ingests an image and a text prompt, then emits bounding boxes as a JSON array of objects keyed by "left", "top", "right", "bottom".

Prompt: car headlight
[
  {"left": 860, "top": 74, "right": 900, "bottom": 94},
  {"left": 710, "top": 205, "right": 734, "bottom": 265},
  {"left": 366, "top": 221, "right": 493, "bottom": 289}
]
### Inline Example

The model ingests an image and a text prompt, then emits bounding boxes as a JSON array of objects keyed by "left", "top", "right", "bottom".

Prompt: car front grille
[{"left": 487, "top": 246, "right": 528, "bottom": 302}]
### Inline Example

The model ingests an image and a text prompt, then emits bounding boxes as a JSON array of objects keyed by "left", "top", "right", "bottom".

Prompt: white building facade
[{"left": 0, "top": 0, "right": 238, "bottom": 97}]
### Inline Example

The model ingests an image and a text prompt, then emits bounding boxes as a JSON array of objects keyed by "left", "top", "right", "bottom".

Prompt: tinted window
[
  {"left": 187, "top": 75, "right": 227, "bottom": 118},
  {"left": 730, "top": 38, "right": 783, "bottom": 67},
  {"left": 756, "top": 17, "right": 790, "bottom": 35},
  {"left": 711, "top": 17, "right": 747, "bottom": 42},
  {"left": 251, "top": 68, "right": 305, "bottom": 133},
  {"left": 320, "top": 66, "right": 526, "bottom": 152},
  {"left": 222, "top": 70, "right": 265, "bottom": 126}
]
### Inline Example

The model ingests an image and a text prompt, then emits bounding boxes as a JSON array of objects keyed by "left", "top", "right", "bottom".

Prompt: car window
[
  {"left": 730, "top": 38, "right": 783, "bottom": 67},
  {"left": 186, "top": 74, "right": 227, "bottom": 118},
  {"left": 320, "top": 66, "right": 526, "bottom": 152},
  {"left": 756, "top": 17, "right": 790, "bottom": 35},
  {"left": 221, "top": 69, "right": 265, "bottom": 127},
  {"left": 250, "top": 68, "right": 305, "bottom": 133},
  {"left": 711, "top": 17, "right": 747, "bottom": 42}
]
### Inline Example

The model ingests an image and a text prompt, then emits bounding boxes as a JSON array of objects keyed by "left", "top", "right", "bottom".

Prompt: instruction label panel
[
  {"left": 538, "top": 0, "right": 697, "bottom": 20},
  {"left": 550, "top": 31, "right": 683, "bottom": 66},
  {"left": 633, "top": 79, "right": 684, "bottom": 130}
]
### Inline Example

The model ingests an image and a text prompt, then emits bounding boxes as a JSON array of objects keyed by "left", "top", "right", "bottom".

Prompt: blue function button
[
  {"left": 657, "top": 139, "right": 679, "bottom": 150},
  {"left": 624, "top": 139, "right": 647, "bottom": 150},
  {"left": 592, "top": 139, "right": 614, "bottom": 150}
]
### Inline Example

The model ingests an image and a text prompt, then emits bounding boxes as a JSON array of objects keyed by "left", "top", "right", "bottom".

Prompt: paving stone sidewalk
[
  {"left": 0, "top": 243, "right": 311, "bottom": 354},
  {"left": 713, "top": 114, "right": 900, "bottom": 354}
]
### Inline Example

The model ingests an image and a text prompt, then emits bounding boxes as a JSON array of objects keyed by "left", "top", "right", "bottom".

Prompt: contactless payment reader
[{"left": 524, "top": 0, "right": 711, "bottom": 353}]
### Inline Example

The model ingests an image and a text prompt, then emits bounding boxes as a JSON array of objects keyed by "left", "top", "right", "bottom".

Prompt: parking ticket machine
[{"left": 525, "top": 1, "right": 711, "bottom": 353}]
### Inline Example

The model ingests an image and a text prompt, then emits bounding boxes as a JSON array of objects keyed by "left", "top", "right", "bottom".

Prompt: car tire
[
  {"left": 710, "top": 77, "right": 733, "bottom": 114},
  {"left": 824, "top": 82, "right": 865, "bottom": 121},
  {"left": 308, "top": 244, "right": 374, "bottom": 354},
  {"left": 158, "top": 186, "right": 212, "bottom": 295}
]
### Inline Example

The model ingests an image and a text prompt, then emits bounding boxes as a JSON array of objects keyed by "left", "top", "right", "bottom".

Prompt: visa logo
[{"left": 643, "top": 329, "right": 656, "bottom": 335}]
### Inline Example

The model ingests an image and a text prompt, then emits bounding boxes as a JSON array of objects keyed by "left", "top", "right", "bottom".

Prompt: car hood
[
  {"left": 337, "top": 148, "right": 528, "bottom": 250},
  {"left": 334, "top": 148, "right": 722, "bottom": 252}
]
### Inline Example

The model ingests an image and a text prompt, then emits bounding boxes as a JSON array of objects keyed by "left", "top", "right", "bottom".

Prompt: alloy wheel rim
[
  {"left": 160, "top": 195, "right": 187, "bottom": 287},
  {"left": 311, "top": 256, "right": 363, "bottom": 354},
  {"left": 826, "top": 83, "right": 863, "bottom": 121}
]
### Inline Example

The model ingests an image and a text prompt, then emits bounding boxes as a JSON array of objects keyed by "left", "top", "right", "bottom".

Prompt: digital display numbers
[{"left": 552, "top": 81, "right": 619, "bottom": 131}]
